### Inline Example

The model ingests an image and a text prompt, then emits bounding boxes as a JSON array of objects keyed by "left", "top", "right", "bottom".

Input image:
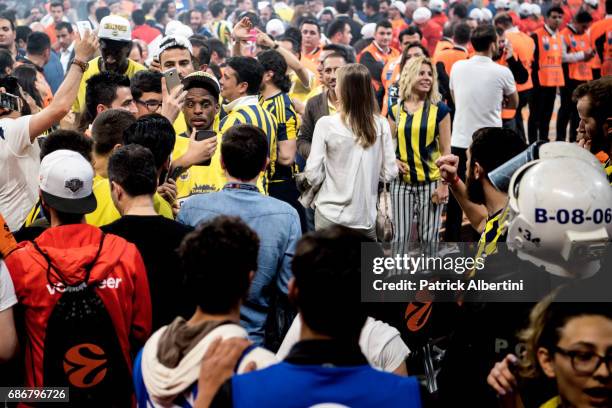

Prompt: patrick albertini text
[{"left": 372, "top": 254, "right": 485, "bottom": 276}]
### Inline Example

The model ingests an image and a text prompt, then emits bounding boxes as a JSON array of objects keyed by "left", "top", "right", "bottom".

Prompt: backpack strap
[{"left": 31, "top": 231, "right": 107, "bottom": 289}]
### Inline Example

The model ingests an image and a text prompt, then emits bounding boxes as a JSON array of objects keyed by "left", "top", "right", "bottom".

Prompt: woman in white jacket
[{"left": 305, "top": 63, "right": 398, "bottom": 239}]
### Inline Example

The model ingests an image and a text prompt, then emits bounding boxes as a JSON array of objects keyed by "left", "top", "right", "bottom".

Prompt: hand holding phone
[
  {"left": 194, "top": 130, "right": 217, "bottom": 166},
  {"left": 76, "top": 20, "right": 93, "bottom": 39},
  {"left": 164, "top": 68, "right": 181, "bottom": 93}
]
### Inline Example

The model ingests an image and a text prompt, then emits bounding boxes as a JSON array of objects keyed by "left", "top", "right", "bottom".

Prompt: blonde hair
[
  {"left": 398, "top": 56, "right": 441, "bottom": 105},
  {"left": 337, "top": 63, "right": 379, "bottom": 148}
]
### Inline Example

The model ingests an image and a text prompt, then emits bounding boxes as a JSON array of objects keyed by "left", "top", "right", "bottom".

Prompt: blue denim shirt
[{"left": 177, "top": 183, "right": 301, "bottom": 345}]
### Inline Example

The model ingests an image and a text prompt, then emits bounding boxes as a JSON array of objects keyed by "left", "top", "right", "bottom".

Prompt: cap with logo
[
  {"left": 39, "top": 150, "right": 97, "bottom": 214},
  {"left": 182, "top": 71, "right": 221, "bottom": 100},
  {"left": 98, "top": 15, "right": 132, "bottom": 42}
]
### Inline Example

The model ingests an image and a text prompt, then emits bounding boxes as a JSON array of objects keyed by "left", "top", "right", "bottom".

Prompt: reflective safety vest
[
  {"left": 589, "top": 18, "right": 612, "bottom": 76},
  {"left": 535, "top": 27, "right": 565, "bottom": 87},
  {"left": 358, "top": 42, "right": 401, "bottom": 92},
  {"left": 433, "top": 46, "right": 469, "bottom": 76},
  {"left": 561, "top": 27, "right": 593, "bottom": 81}
]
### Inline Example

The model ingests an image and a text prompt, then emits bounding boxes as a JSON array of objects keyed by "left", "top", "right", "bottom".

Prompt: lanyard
[{"left": 223, "top": 183, "right": 259, "bottom": 192}]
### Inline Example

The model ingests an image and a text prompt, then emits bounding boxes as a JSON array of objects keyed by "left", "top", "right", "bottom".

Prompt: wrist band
[{"left": 450, "top": 175, "right": 460, "bottom": 186}]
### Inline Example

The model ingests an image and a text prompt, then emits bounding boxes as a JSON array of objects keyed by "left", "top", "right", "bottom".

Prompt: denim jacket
[{"left": 177, "top": 183, "right": 301, "bottom": 344}]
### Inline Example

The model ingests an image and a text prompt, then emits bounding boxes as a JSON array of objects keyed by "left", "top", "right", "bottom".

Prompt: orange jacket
[
  {"left": 6, "top": 224, "right": 152, "bottom": 391},
  {"left": 561, "top": 26, "right": 593, "bottom": 81},
  {"left": 433, "top": 46, "right": 469, "bottom": 76},
  {"left": 358, "top": 42, "right": 401, "bottom": 91},
  {"left": 590, "top": 17, "right": 612, "bottom": 76},
  {"left": 500, "top": 30, "right": 535, "bottom": 92},
  {"left": 433, "top": 37, "right": 454, "bottom": 58},
  {"left": 534, "top": 27, "right": 565, "bottom": 87}
]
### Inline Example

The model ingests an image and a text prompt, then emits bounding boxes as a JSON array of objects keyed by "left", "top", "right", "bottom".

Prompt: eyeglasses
[
  {"left": 553, "top": 346, "right": 612, "bottom": 375},
  {"left": 136, "top": 99, "right": 162, "bottom": 111}
]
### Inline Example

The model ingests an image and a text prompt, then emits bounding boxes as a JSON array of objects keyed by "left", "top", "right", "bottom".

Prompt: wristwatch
[{"left": 71, "top": 59, "right": 89, "bottom": 73}]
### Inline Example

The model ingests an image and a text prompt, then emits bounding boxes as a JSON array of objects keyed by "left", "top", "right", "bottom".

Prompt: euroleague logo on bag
[{"left": 63, "top": 343, "right": 108, "bottom": 388}]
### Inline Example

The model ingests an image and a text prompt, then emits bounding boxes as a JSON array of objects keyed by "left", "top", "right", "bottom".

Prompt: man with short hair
[
  {"left": 189, "top": 8, "right": 212, "bottom": 37},
  {"left": 73, "top": 15, "right": 145, "bottom": 114},
  {"left": 327, "top": 19, "right": 352, "bottom": 46},
  {"left": 131, "top": 9, "right": 161, "bottom": 44},
  {"left": 79, "top": 71, "right": 138, "bottom": 130},
  {"left": 446, "top": 24, "right": 518, "bottom": 241},
  {"left": 178, "top": 124, "right": 300, "bottom": 346},
  {"left": 195, "top": 226, "right": 421, "bottom": 407},
  {"left": 209, "top": 1, "right": 232, "bottom": 46},
  {"left": 358, "top": 20, "right": 400, "bottom": 105},
  {"left": 299, "top": 18, "right": 322, "bottom": 74},
  {"left": 335, "top": 0, "right": 363, "bottom": 45},
  {"left": 5, "top": 149, "right": 151, "bottom": 405},
  {"left": 363, "top": 0, "right": 383, "bottom": 23},
  {"left": 573, "top": 76, "right": 612, "bottom": 184},
  {"left": 131, "top": 70, "right": 163, "bottom": 118},
  {"left": 44, "top": 1, "right": 65, "bottom": 45},
  {"left": 55, "top": 21, "right": 74, "bottom": 74},
  {"left": 17, "top": 32, "right": 55, "bottom": 101},
  {"left": 133, "top": 216, "right": 277, "bottom": 407},
  {"left": 434, "top": 22, "right": 471, "bottom": 76},
  {"left": 103, "top": 144, "right": 193, "bottom": 330},
  {"left": 0, "top": 13, "right": 22, "bottom": 59}
]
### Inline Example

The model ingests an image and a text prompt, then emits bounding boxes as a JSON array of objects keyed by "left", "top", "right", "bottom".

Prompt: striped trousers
[{"left": 390, "top": 179, "right": 442, "bottom": 243}]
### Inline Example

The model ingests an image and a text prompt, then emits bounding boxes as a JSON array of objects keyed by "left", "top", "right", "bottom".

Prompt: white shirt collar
[{"left": 223, "top": 95, "right": 259, "bottom": 113}]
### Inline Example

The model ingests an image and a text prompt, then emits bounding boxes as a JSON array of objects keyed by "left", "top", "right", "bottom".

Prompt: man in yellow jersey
[
  {"left": 218, "top": 56, "right": 278, "bottom": 190},
  {"left": 86, "top": 110, "right": 174, "bottom": 226},
  {"left": 209, "top": 1, "right": 233, "bottom": 46},
  {"left": 72, "top": 15, "right": 145, "bottom": 114},
  {"left": 170, "top": 71, "right": 222, "bottom": 202}
]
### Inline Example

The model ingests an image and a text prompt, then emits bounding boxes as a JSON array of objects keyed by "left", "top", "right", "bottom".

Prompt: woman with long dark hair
[
  {"left": 305, "top": 63, "right": 398, "bottom": 239},
  {"left": 13, "top": 64, "right": 46, "bottom": 113}
]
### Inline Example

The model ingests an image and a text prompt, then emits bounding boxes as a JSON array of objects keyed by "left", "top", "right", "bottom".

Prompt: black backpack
[{"left": 32, "top": 234, "right": 133, "bottom": 407}]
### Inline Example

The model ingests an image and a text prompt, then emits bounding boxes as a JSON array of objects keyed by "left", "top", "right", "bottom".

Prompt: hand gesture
[
  {"left": 256, "top": 29, "right": 275, "bottom": 48},
  {"left": 435, "top": 154, "right": 460, "bottom": 184},
  {"left": 74, "top": 29, "right": 98, "bottom": 62},
  {"left": 186, "top": 128, "right": 218, "bottom": 165},
  {"left": 157, "top": 178, "right": 178, "bottom": 205},
  {"left": 487, "top": 354, "right": 519, "bottom": 396},
  {"left": 232, "top": 17, "right": 252, "bottom": 41}
]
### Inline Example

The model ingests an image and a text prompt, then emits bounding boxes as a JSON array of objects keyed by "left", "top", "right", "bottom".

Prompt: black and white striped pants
[{"left": 390, "top": 178, "right": 442, "bottom": 243}]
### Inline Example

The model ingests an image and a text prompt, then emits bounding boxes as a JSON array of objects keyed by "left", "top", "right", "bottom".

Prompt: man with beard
[
  {"left": 72, "top": 15, "right": 146, "bottom": 114},
  {"left": 573, "top": 76, "right": 612, "bottom": 185}
]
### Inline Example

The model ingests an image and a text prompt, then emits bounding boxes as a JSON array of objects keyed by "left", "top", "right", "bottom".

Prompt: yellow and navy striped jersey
[
  {"left": 212, "top": 20, "right": 232, "bottom": 46},
  {"left": 219, "top": 103, "right": 278, "bottom": 188},
  {"left": 469, "top": 206, "right": 510, "bottom": 278},
  {"left": 389, "top": 100, "right": 450, "bottom": 184}
]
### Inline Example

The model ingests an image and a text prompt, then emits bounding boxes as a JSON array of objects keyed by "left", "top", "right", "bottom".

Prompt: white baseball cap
[
  {"left": 412, "top": 7, "right": 432, "bottom": 24},
  {"left": 495, "top": 0, "right": 511, "bottom": 9},
  {"left": 391, "top": 1, "right": 407, "bottom": 15},
  {"left": 429, "top": 0, "right": 445, "bottom": 13},
  {"left": 360, "top": 23, "right": 376, "bottom": 39},
  {"left": 584, "top": 0, "right": 598, "bottom": 7},
  {"left": 468, "top": 7, "right": 484, "bottom": 21},
  {"left": 39, "top": 150, "right": 96, "bottom": 214},
  {"left": 266, "top": 19, "right": 286, "bottom": 36},
  {"left": 98, "top": 15, "right": 131, "bottom": 42},
  {"left": 481, "top": 7, "right": 493, "bottom": 21},
  {"left": 518, "top": 2, "right": 532, "bottom": 17},
  {"left": 529, "top": 3, "right": 541, "bottom": 16}
]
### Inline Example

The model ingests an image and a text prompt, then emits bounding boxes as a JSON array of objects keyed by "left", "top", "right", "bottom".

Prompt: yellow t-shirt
[
  {"left": 173, "top": 112, "right": 188, "bottom": 138},
  {"left": 85, "top": 174, "right": 174, "bottom": 227},
  {"left": 72, "top": 57, "right": 146, "bottom": 113},
  {"left": 289, "top": 71, "right": 317, "bottom": 103}
]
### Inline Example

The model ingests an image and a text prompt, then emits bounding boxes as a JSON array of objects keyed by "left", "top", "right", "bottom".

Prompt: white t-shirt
[
  {"left": 277, "top": 315, "right": 410, "bottom": 372},
  {"left": 0, "top": 115, "right": 38, "bottom": 231},
  {"left": 0, "top": 261, "right": 17, "bottom": 312},
  {"left": 449, "top": 55, "right": 516, "bottom": 149}
]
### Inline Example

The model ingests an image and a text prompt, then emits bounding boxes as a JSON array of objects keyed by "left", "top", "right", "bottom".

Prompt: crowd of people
[{"left": 0, "top": 0, "right": 610, "bottom": 406}]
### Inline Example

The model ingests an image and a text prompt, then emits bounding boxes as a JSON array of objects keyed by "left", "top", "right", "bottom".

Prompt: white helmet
[
  {"left": 529, "top": 3, "right": 542, "bottom": 16},
  {"left": 506, "top": 146, "right": 612, "bottom": 279},
  {"left": 519, "top": 2, "right": 532, "bottom": 17},
  {"left": 481, "top": 8, "right": 493, "bottom": 21}
]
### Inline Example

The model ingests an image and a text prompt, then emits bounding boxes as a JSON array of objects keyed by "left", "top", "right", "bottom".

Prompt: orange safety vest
[
  {"left": 497, "top": 31, "right": 535, "bottom": 119},
  {"left": 381, "top": 56, "right": 402, "bottom": 93},
  {"left": 561, "top": 27, "right": 593, "bottom": 81},
  {"left": 535, "top": 27, "right": 565, "bottom": 87},
  {"left": 590, "top": 18, "right": 612, "bottom": 76},
  {"left": 357, "top": 42, "right": 401, "bottom": 91},
  {"left": 433, "top": 46, "right": 469, "bottom": 76},
  {"left": 433, "top": 38, "right": 454, "bottom": 58}
]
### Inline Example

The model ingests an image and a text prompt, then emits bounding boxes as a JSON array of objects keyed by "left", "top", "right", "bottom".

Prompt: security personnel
[
  {"left": 358, "top": 20, "right": 400, "bottom": 107},
  {"left": 494, "top": 13, "right": 535, "bottom": 141},
  {"left": 433, "top": 22, "right": 472, "bottom": 76},
  {"left": 557, "top": 11, "right": 595, "bottom": 142},
  {"left": 528, "top": 6, "right": 565, "bottom": 142},
  {"left": 590, "top": 2, "right": 612, "bottom": 77}
]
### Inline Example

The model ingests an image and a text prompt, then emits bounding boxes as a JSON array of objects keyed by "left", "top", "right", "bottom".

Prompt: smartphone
[
  {"left": 0, "top": 92, "right": 22, "bottom": 112},
  {"left": 166, "top": 166, "right": 184, "bottom": 182},
  {"left": 164, "top": 68, "right": 181, "bottom": 93},
  {"left": 76, "top": 20, "right": 93, "bottom": 38},
  {"left": 195, "top": 130, "right": 217, "bottom": 166}
]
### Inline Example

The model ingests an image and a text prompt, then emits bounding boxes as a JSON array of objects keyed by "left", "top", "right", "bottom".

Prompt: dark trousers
[
  {"left": 527, "top": 86, "right": 557, "bottom": 143},
  {"left": 444, "top": 146, "right": 467, "bottom": 242},
  {"left": 556, "top": 78, "right": 582, "bottom": 142},
  {"left": 269, "top": 179, "right": 307, "bottom": 234}
]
